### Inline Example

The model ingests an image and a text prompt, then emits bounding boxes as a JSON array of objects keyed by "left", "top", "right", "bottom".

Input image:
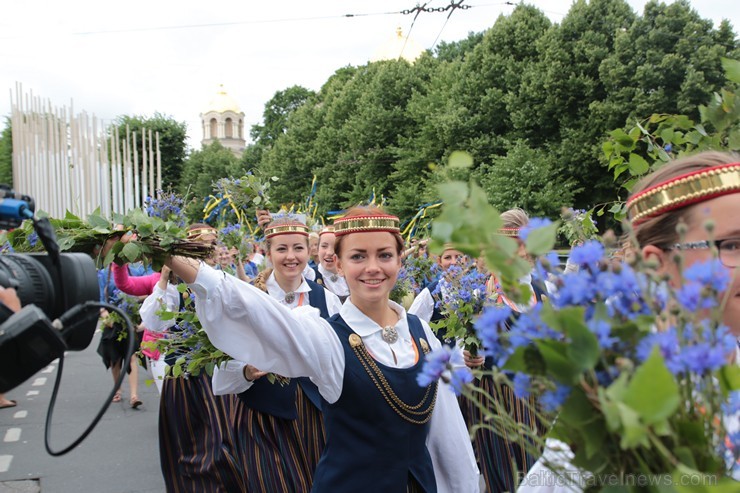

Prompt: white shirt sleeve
[
  {"left": 419, "top": 319, "right": 480, "bottom": 493},
  {"left": 189, "top": 264, "right": 346, "bottom": 403},
  {"left": 517, "top": 439, "right": 585, "bottom": 493},
  {"left": 139, "top": 284, "right": 179, "bottom": 333},
  {"left": 408, "top": 288, "right": 434, "bottom": 323},
  {"left": 211, "top": 360, "right": 254, "bottom": 395}
]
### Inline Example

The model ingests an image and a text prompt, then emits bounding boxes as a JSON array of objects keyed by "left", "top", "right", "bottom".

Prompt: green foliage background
[
  {"left": 245, "top": 0, "right": 738, "bottom": 224},
  {"left": 2, "top": 0, "right": 737, "bottom": 229}
]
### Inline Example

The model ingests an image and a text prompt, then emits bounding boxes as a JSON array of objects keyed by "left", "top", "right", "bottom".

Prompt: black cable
[
  {"left": 44, "top": 301, "right": 135, "bottom": 456},
  {"left": 400, "top": 2, "right": 429, "bottom": 61},
  {"left": 431, "top": 0, "right": 467, "bottom": 50}
]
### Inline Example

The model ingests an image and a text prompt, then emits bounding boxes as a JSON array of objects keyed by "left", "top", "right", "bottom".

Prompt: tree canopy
[
  {"left": 113, "top": 113, "right": 188, "bottom": 191},
  {"left": 247, "top": 1, "right": 737, "bottom": 225}
]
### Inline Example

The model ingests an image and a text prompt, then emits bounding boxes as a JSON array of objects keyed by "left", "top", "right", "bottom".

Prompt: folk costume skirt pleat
[
  {"left": 460, "top": 374, "right": 539, "bottom": 493},
  {"left": 159, "top": 373, "right": 244, "bottom": 493},
  {"left": 234, "top": 385, "right": 325, "bottom": 493}
]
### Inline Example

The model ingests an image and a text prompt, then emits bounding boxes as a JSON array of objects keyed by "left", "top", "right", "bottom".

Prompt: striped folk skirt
[
  {"left": 233, "top": 385, "right": 326, "bottom": 493},
  {"left": 460, "top": 374, "right": 540, "bottom": 493},
  {"left": 159, "top": 373, "right": 244, "bottom": 493}
]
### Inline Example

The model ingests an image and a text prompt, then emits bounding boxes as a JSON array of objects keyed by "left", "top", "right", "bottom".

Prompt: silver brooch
[
  {"left": 381, "top": 325, "right": 399, "bottom": 344},
  {"left": 284, "top": 291, "right": 296, "bottom": 304},
  {"left": 330, "top": 274, "right": 339, "bottom": 283}
]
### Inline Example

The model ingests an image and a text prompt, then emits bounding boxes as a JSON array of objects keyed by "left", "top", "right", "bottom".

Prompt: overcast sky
[{"left": 0, "top": 0, "right": 736, "bottom": 150}]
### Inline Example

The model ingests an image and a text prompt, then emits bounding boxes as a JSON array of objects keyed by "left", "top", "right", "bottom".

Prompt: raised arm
[
  {"left": 169, "top": 258, "right": 345, "bottom": 402},
  {"left": 112, "top": 262, "right": 160, "bottom": 296}
]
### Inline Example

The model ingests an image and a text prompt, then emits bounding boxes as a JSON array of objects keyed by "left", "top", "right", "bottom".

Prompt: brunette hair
[
  {"left": 628, "top": 151, "right": 740, "bottom": 249},
  {"left": 264, "top": 217, "right": 310, "bottom": 252},
  {"left": 334, "top": 206, "right": 405, "bottom": 258}
]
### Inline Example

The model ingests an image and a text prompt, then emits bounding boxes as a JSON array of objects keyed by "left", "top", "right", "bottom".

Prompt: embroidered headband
[
  {"left": 627, "top": 162, "right": 740, "bottom": 226},
  {"left": 333, "top": 214, "right": 400, "bottom": 237},
  {"left": 187, "top": 227, "right": 217, "bottom": 239},
  {"left": 319, "top": 225, "right": 335, "bottom": 237},
  {"left": 497, "top": 227, "right": 520, "bottom": 238},
  {"left": 264, "top": 221, "right": 310, "bottom": 239}
]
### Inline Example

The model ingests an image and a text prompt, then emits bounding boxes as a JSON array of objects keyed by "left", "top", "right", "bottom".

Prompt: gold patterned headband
[
  {"left": 497, "top": 227, "right": 520, "bottom": 238},
  {"left": 333, "top": 214, "right": 400, "bottom": 236},
  {"left": 264, "top": 222, "right": 310, "bottom": 239},
  {"left": 319, "top": 226, "right": 335, "bottom": 237},
  {"left": 627, "top": 162, "right": 740, "bottom": 225},
  {"left": 187, "top": 227, "right": 217, "bottom": 239}
]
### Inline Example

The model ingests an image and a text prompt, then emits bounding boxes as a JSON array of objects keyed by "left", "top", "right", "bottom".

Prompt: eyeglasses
[{"left": 667, "top": 237, "right": 740, "bottom": 268}]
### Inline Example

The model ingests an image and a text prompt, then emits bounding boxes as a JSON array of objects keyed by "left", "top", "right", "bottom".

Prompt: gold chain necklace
[{"left": 349, "top": 334, "right": 437, "bottom": 424}]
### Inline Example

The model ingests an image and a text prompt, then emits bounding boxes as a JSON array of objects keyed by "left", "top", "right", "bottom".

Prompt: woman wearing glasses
[
  {"left": 519, "top": 150, "right": 740, "bottom": 492},
  {"left": 627, "top": 151, "right": 740, "bottom": 337}
]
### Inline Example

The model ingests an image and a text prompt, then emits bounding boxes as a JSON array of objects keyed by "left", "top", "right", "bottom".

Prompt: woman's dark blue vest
[
  {"left": 236, "top": 279, "right": 328, "bottom": 419},
  {"left": 311, "top": 314, "right": 437, "bottom": 493}
]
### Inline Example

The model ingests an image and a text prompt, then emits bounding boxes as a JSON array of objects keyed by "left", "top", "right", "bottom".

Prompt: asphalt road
[{"left": 0, "top": 331, "right": 165, "bottom": 493}]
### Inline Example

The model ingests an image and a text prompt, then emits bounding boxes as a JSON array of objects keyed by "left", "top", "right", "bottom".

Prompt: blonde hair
[{"left": 500, "top": 208, "right": 529, "bottom": 229}]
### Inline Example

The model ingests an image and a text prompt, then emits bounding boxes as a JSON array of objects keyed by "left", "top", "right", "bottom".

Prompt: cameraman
[{"left": 0, "top": 285, "right": 21, "bottom": 409}]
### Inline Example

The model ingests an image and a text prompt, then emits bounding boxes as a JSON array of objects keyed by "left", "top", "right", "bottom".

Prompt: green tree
[
  {"left": 180, "top": 140, "right": 245, "bottom": 206},
  {"left": 474, "top": 141, "right": 579, "bottom": 217},
  {"left": 434, "top": 31, "right": 484, "bottom": 62},
  {"left": 243, "top": 85, "right": 314, "bottom": 168},
  {"left": 0, "top": 118, "right": 12, "bottom": 187},
  {"left": 113, "top": 113, "right": 187, "bottom": 191}
]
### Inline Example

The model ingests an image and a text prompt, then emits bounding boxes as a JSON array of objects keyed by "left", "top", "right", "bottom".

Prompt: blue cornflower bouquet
[
  {"left": 102, "top": 291, "right": 144, "bottom": 341},
  {"left": 148, "top": 283, "right": 230, "bottom": 378},
  {"left": 403, "top": 252, "right": 441, "bottom": 296},
  {"left": 219, "top": 223, "right": 252, "bottom": 262},
  {"left": 430, "top": 259, "right": 489, "bottom": 356},
  {"left": 419, "top": 178, "right": 740, "bottom": 491},
  {"left": 390, "top": 266, "right": 414, "bottom": 307}
]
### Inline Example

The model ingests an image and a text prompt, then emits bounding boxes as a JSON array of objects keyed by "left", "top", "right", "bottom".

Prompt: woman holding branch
[{"left": 166, "top": 206, "right": 479, "bottom": 492}]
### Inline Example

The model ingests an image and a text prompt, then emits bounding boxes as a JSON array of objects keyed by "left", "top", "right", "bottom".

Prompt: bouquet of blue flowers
[
  {"left": 101, "top": 292, "right": 144, "bottom": 341},
  {"left": 146, "top": 283, "right": 230, "bottom": 378},
  {"left": 403, "top": 253, "right": 441, "bottom": 296},
  {"left": 219, "top": 223, "right": 252, "bottom": 262},
  {"left": 420, "top": 177, "right": 740, "bottom": 491},
  {"left": 390, "top": 266, "right": 414, "bottom": 306},
  {"left": 429, "top": 259, "right": 489, "bottom": 355}
]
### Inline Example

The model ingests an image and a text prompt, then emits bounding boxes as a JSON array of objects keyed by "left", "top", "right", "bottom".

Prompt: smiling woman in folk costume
[
  {"left": 211, "top": 217, "right": 342, "bottom": 492},
  {"left": 312, "top": 225, "right": 351, "bottom": 302},
  {"left": 136, "top": 223, "right": 243, "bottom": 493},
  {"left": 164, "top": 206, "right": 480, "bottom": 492}
]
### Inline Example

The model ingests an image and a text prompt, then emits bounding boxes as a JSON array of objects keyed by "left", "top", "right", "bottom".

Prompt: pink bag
[{"left": 141, "top": 329, "right": 163, "bottom": 360}]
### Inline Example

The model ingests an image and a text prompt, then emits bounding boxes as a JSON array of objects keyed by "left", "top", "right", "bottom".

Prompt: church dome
[
  {"left": 203, "top": 84, "right": 241, "bottom": 114},
  {"left": 370, "top": 27, "right": 425, "bottom": 63}
]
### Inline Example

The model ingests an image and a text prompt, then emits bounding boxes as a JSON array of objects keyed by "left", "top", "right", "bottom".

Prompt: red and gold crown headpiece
[
  {"left": 264, "top": 220, "right": 310, "bottom": 239},
  {"left": 187, "top": 226, "right": 217, "bottom": 239},
  {"left": 497, "top": 227, "right": 520, "bottom": 238},
  {"left": 319, "top": 225, "right": 335, "bottom": 237},
  {"left": 333, "top": 214, "right": 400, "bottom": 237},
  {"left": 626, "top": 162, "right": 740, "bottom": 226}
]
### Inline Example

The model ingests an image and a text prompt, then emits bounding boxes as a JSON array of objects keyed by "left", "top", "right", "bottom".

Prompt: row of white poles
[{"left": 9, "top": 82, "right": 161, "bottom": 219}]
